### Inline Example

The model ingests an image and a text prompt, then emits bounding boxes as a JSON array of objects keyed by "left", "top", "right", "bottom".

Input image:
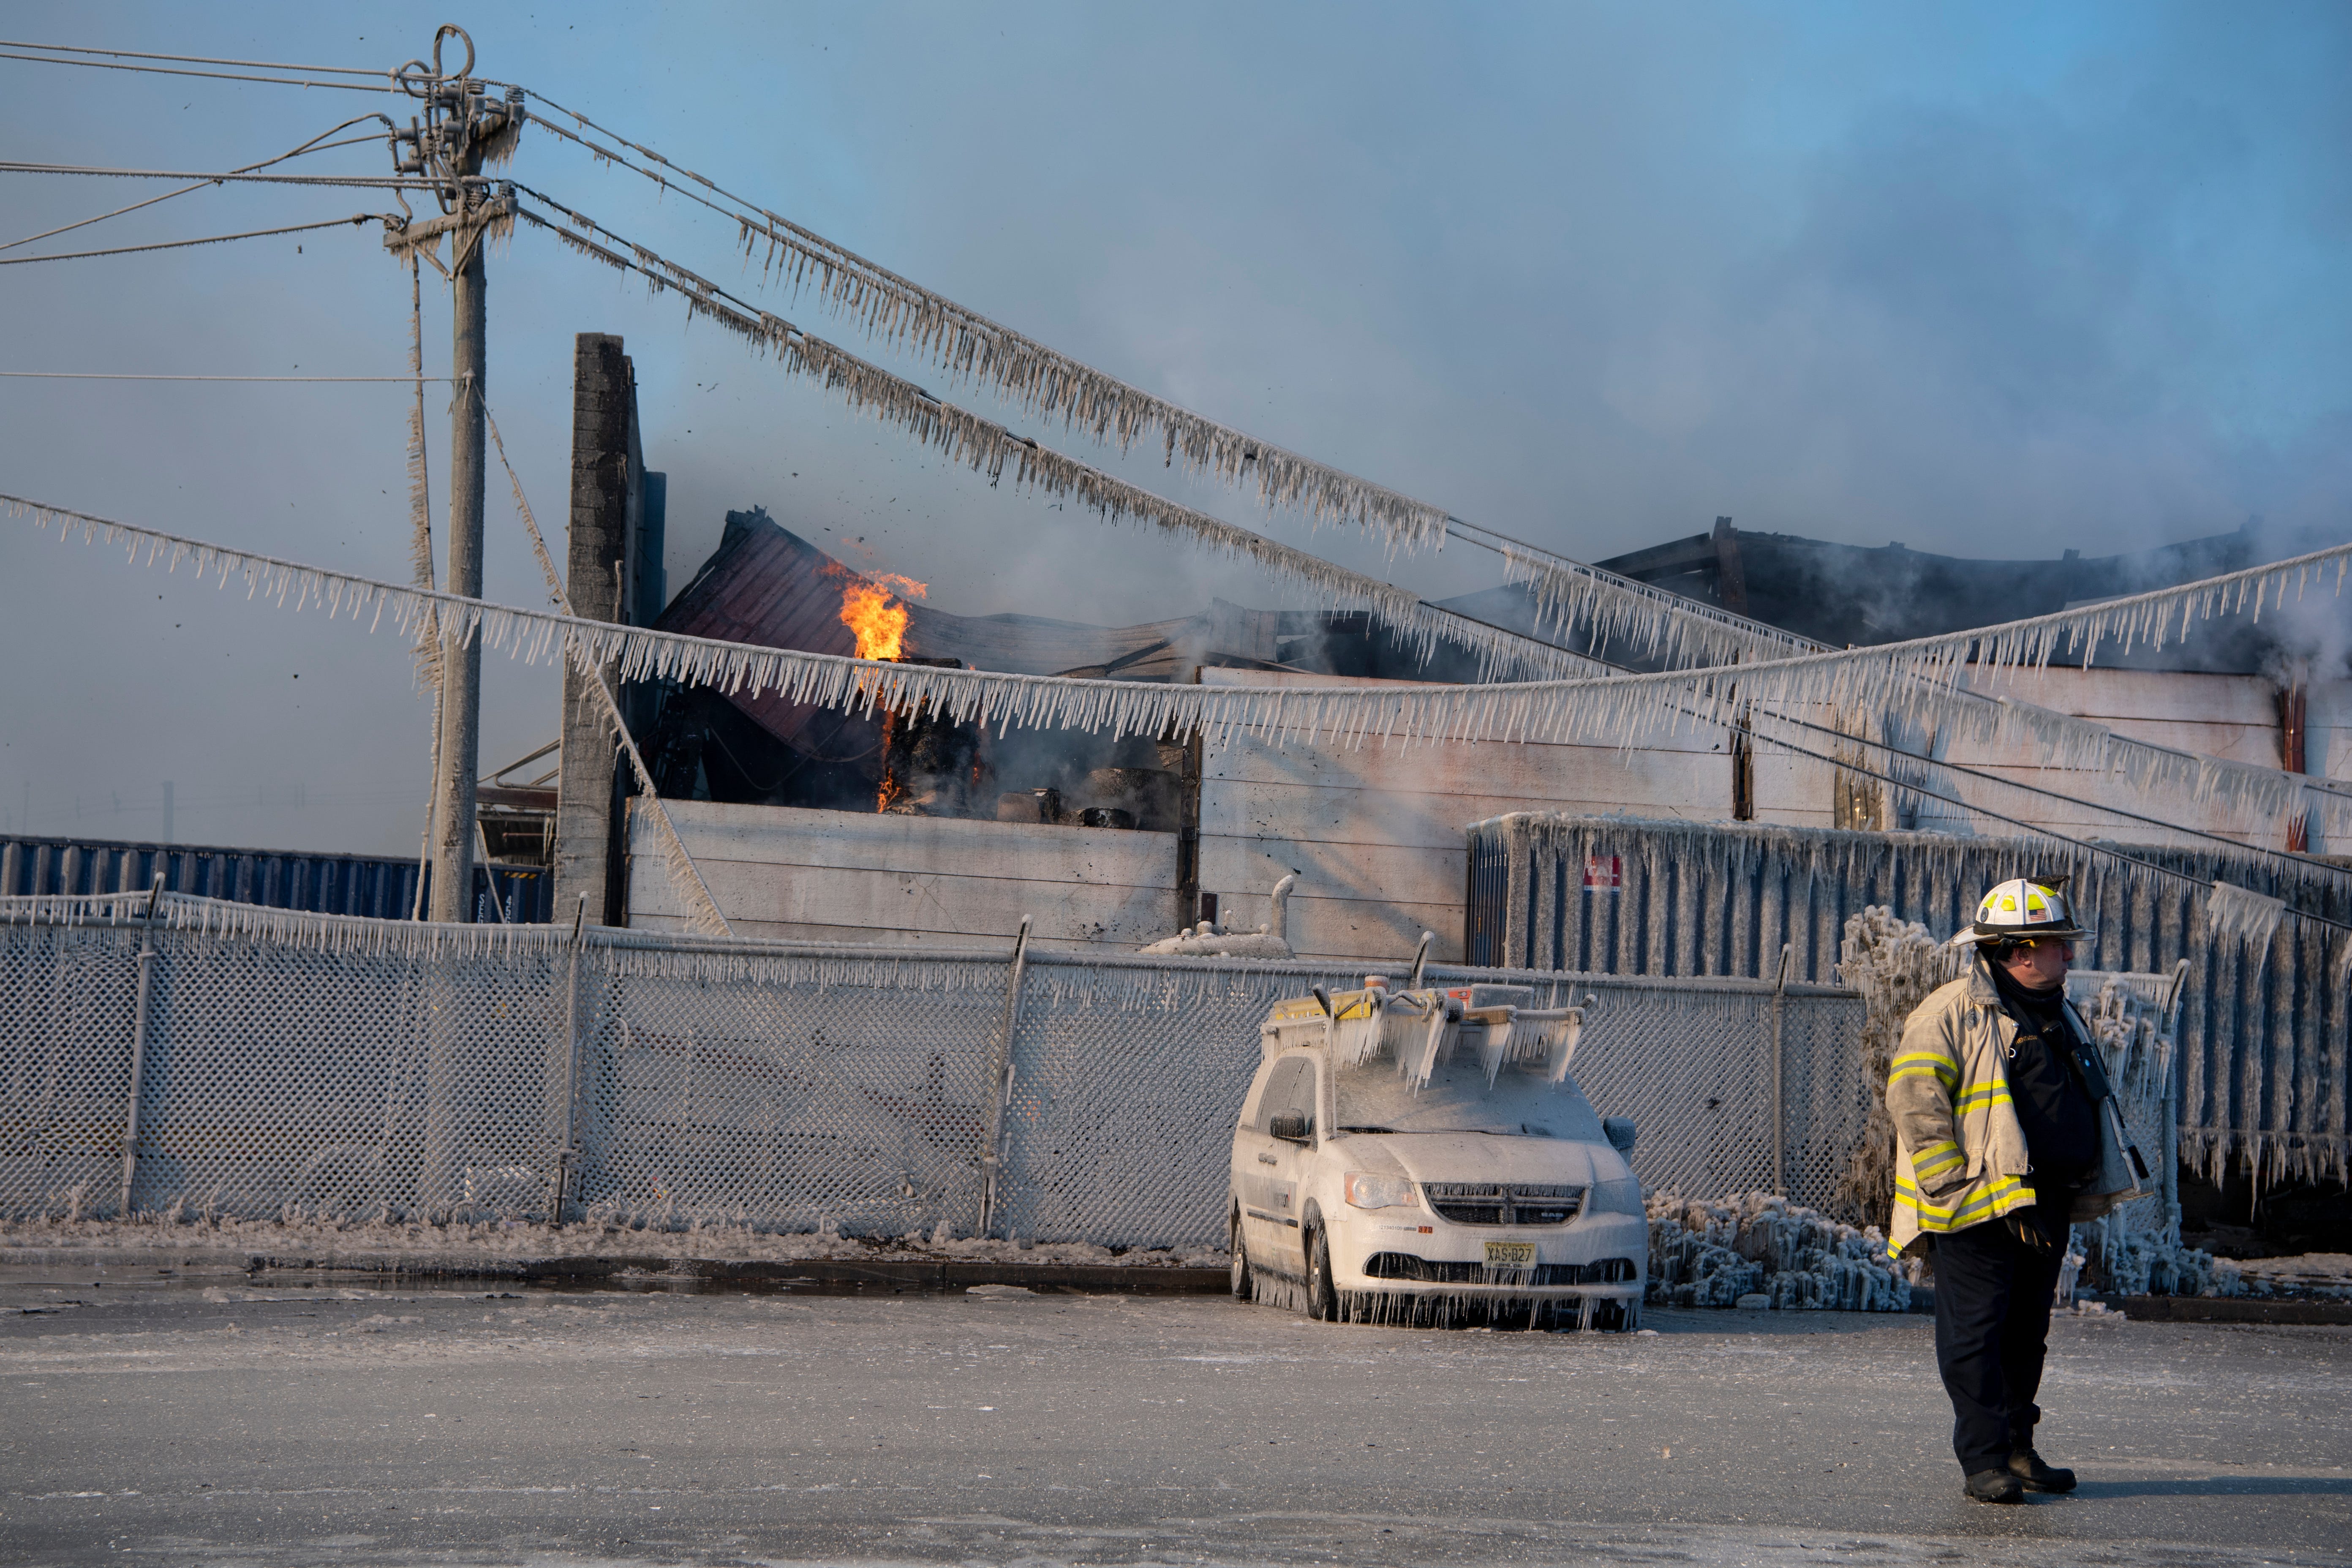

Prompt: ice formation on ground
[
  {"left": 2075, "top": 1216, "right": 2239, "bottom": 1297},
  {"left": 0, "top": 1214, "right": 1227, "bottom": 1271},
  {"left": 2227, "top": 1253, "right": 2352, "bottom": 1298},
  {"left": 1647, "top": 1192, "right": 1912, "bottom": 1311}
]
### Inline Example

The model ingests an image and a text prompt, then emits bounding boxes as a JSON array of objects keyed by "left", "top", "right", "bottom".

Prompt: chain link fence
[{"left": 1, "top": 896, "right": 1866, "bottom": 1245}]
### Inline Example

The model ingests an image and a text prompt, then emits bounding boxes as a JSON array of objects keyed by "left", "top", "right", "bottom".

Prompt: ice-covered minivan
[{"left": 1228, "top": 979, "right": 1645, "bottom": 1329}]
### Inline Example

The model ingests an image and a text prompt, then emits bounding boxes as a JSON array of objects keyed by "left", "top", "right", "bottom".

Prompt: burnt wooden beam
[
  {"left": 553, "top": 333, "right": 636, "bottom": 925},
  {"left": 1712, "top": 516, "right": 1749, "bottom": 615}
]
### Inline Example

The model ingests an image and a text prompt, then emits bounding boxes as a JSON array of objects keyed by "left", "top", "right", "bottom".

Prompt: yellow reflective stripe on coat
[
  {"left": 1910, "top": 1140, "right": 1965, "bottom": 1179},
  {"left": 1892, "top": 1174, "right": 2036, "bottom": 1233},
  {"left": 1953, "top": 1081, "right": 2014, "bottom": 1114},
  {"left": 1889, "top": 1051, "right": 1958, "bottom": 1087}
]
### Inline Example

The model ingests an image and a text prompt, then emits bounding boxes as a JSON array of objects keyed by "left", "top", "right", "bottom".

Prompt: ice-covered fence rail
[{"left": 0, "top": 896, "right": 1862, "bottom": 1236}]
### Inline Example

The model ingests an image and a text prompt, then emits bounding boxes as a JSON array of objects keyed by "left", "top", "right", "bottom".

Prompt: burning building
[{"left": 607, "top": 505, "right": 2346, "bottom": 963}]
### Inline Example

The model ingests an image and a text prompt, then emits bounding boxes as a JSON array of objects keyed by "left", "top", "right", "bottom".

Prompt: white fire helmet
[{"left": 1949, "top": 876, "right": 2094, "bottom": 948}]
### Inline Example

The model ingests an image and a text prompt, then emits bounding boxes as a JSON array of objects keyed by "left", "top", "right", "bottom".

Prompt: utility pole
[{"left": 386, "top": 26, "right": 521, "bottom": 921}]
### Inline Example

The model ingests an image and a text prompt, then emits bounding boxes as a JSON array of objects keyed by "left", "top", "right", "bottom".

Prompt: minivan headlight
[
  {"left": 1344, "top": 1172, "right": 1418, "bottom": 1211},
  {"left": 1584, "top": 1177, "right": 1644, "bottom": 1217}
]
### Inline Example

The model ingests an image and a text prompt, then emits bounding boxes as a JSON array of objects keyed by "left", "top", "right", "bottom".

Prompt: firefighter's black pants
[{"left": 1928, "top": 1209, "right": 2066, "bottom": 1474}]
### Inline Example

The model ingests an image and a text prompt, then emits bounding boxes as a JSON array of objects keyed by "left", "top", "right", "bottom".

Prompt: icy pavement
[
  {"left": 0, "top": 1214, "right": 1226, "bottom": 1272},
  {"left": 0, "top": 1265, "right": 2347, "bottom": 1567}
]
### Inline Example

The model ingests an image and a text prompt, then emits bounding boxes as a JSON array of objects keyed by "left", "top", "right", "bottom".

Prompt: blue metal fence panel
[{"left": 0, "top": 835, "right": 550, "bottom": 923}]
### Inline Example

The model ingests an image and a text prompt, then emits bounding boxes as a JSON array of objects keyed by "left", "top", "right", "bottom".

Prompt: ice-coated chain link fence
[{"left": 1, "top": 896, "right": 1865, "bottom": 1245}]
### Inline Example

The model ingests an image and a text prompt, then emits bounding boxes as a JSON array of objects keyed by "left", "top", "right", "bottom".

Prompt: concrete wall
[
  {"left": 626, "top": 798, "right": 1180, "bottom": 950},
  {"left": 1195, "top": 669, "right": 1730, "bottom": 965}
]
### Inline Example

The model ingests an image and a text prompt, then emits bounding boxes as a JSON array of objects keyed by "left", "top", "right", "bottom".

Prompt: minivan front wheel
[
  {"left": 1304, "top": 1225, "right": 1339, "bottom": 1321},
  {"left": 1229, "top": 1209, "right": 1252, "bottom": 1301}
]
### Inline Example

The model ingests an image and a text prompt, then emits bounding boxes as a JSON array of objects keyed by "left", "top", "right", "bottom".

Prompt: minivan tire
[
  {"left": 1305, "top": 1226, "right": 1339, "bottom": 1321},
  {"left": 1229, "top": 1209, "right": 1252, "bottom": 1301}
]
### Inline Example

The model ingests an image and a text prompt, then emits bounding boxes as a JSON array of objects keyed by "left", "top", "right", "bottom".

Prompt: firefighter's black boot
[
  {"left": 1965, "top": 1467, "right": 2026, "bottom": 1503},
  {"left": 2008, "top": 1448, "right": 2076, "bottom": 1492}
]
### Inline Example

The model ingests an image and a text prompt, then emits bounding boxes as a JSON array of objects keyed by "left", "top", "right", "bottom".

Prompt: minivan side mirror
[
  {"left": 1268, "top": 1113, "right": 1312, "bottom": 1143},
  {"left": 1602, "top": 1116, "right": 1637, "bottom": 1154}
]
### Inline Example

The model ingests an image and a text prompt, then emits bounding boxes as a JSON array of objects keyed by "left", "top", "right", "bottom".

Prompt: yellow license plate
[{"left": 1484, "top": 1241, "right": 1535, "bottom": 1267}]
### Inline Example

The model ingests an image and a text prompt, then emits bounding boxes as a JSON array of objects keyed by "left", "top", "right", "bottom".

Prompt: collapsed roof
[{"left": 641, "top": 505, "right": 2326, "bottom": 814}]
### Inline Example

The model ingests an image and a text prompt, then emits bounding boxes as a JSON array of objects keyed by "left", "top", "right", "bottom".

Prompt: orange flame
[{"left": 838, "top": 571, "right": 927, "bottom": 661}]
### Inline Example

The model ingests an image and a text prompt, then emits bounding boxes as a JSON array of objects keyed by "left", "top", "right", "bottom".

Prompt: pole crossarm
[{"left": 382, "top": 188, "right": 515, "bottom": 280}]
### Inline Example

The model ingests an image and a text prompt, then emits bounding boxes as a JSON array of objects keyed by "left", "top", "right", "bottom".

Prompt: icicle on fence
[{"left": 1829, "top": 907, "right": 1963, "bottom": 1228}]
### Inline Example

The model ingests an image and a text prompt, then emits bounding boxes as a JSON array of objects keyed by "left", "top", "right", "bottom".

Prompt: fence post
[
  {"left": 117, "top": 875, "right": 166, "bottom": 1219},
  {"left": 1769, "top": 942, "right": 1791, "bottom": 1197},
  {"left": 2161, "top": 957, "right": 2189, "bottom": 1246},
  {"left": 550, "top": 894, "right": 588, "bottom": 1227},
  {"left": 977, "top": 915, "right": 1032, "bottom": 1239}
]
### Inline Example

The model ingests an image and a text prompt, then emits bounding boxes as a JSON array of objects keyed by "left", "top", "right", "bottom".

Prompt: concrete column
[{"left": 553, "top": 335, "right": 636, "bottom": 924}]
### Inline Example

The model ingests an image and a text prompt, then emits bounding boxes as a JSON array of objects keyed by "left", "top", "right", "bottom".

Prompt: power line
[
  {"left": 1416, "top": 588, "right": 2351, "bottom": 889},
  {"left": 0, "top": 124, "right": 388, "bottom": 253},
  {"left": 0, "top": 372, "right": 449, "bottom": 382},
  {"left": 1745, "top": 704, "right": 2352, "bottom": 884},
  {"left": 524, "top": 165, "right": 2352, "bottom": 872},
  {"left": 512, "top": 180, "right": 2346, "bottom": 850},
  {"left": 0, "top": 161, "right": 452, "bottom": 191},
  {"left": 0, "top": 47, "right": 392, "bottom": 92},
  {"left": 1740, "top": 721, "right": 2352, "bottom": 937},
  {"left": 0, "top": 38, "right": 387, "bottom": 75},
  {"left": 0, "top": 214, "right": 380, "bottom": 266},
  {"left": 518, "top": 95, "right": 1820, "bottom": 662},
  {"left": 514, "top": 102, "right": 2333, "bottom": 817}
]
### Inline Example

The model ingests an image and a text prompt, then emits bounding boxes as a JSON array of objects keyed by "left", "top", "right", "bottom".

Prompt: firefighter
[{"left": 1887, "top": 876, "right": 2146, "bottom": 1503}]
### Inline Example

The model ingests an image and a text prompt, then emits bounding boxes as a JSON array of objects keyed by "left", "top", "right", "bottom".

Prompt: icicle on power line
[
  {"left": 509, "top": 195, "right": 2352, "bottom": 837},
  {"left": 11, "top": 491, "right": 2352, "bottom": 855}
]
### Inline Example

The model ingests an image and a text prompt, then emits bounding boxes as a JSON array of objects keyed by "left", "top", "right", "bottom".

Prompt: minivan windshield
[{"left": 1334, "top": 1056, "right": 1608, "bottom": 1141}]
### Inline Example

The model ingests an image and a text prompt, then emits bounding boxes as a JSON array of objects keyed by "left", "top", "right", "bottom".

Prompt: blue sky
[{"left": 1, "top": 2, "right": 2345, "bottom": 852}]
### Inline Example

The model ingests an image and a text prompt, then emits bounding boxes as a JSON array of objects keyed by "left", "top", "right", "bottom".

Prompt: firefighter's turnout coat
[{"left": 1886, "top": 953, "right": 2142, "bottom": 1258}]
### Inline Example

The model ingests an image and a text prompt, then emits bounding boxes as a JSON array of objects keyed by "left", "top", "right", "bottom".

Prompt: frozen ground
[
  {"left": 1, "top": 1265, "right": 2347, "bottom": 1567},
  {"left": 0, "top": 1215, "right": 1226, "bottom": 1271}
]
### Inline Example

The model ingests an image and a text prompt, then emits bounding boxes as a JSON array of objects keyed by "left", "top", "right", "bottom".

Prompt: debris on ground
[{"left": 1647, "top": 1191, "right": 1911, "bottom": 1311}]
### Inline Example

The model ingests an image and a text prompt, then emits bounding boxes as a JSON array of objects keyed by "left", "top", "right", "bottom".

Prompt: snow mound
[{"left": 1647, "top": 1191, "right": 1911, "bottom": 1312}]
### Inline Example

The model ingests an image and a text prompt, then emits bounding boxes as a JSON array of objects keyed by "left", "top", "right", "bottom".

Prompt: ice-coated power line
[
  {"left": 509, "top": 184, "right": 2349, "bottom": 842},
  {"left": 0, "top": 46, "right": 393, "bottom": 91},
  {"left": 0, "top": 372, "right": 450, "bottom": 382},
  {"left": 0, "top": 123, "right": 391, "bottom": 254},
  {"left": 0, "top": 160, "right": 456, "bottom": 191},
  {"left": 0, "top": 37, "right": 388, "bottom": 74},
  {"left": 0, "top": 213, "right": 380, "bottom": 265}
]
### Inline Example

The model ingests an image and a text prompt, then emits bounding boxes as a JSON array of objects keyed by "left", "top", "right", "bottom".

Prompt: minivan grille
[
  {"left": 1419, "top": 1181, "right": 1585, "bottom": 1226},
  {"left": 1363, "top": 1253, "right": 1637, "bottom": 1285}
]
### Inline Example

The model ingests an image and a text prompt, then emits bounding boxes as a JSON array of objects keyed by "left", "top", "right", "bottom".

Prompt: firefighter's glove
[{"left": 2004, "top": 1209, "right": 2066, "bottom": 1252}]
